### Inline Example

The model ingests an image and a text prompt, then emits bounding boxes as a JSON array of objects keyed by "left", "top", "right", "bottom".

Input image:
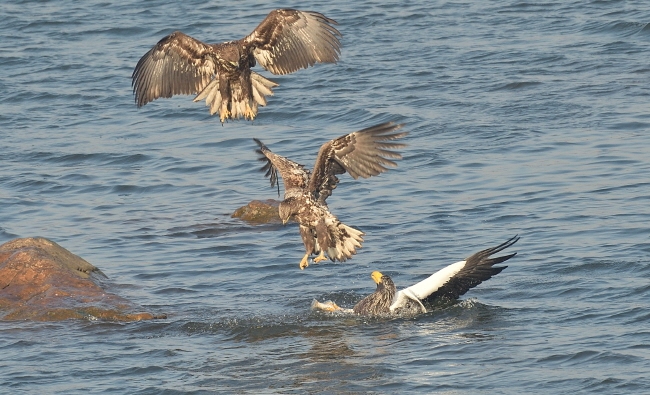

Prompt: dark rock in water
[
  {"left": 0, "top": 237, "right": 166, "bottom": 321},
  {"left": 232, "top": 199, "right": 281, "bottom": 224}
]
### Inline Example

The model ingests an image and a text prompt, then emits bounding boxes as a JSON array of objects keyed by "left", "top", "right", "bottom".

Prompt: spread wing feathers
[
  {"left": 254, "top": 138, "right": 310, "bottom": 197},
  {"left": 132, "top": 31, "right": 217, "bottom": 107},
  {"left": 244, "top": 9, "right": 342, "bottom": 75},
  {"left": 390, "top": 236, "right": 520, "bottom": 311},
  {"left": 309, "top": 122, "right": 407, "bottom": 203}
]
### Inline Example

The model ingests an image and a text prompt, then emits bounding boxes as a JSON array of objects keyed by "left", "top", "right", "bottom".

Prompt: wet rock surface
[
  {"left": 232, "top": 199, "right": 281, "bottom": 224},
  {"left": 0, "top": 237, "right": 165, "bottom": 321}
]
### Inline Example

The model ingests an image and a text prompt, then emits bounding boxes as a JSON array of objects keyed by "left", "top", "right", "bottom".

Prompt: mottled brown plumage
[
  {"left": 132, "top": 9, "right": 341, "bottom": 122},
  {"left": 352, "top": 271, "right": 396, "bottom": 315},
  {"left": 255, "top": 122, "right": 407, "bottom": 269}
]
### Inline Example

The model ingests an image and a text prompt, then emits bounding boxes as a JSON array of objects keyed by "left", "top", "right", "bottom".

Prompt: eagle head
[
  {"left": 371, "top": 271, "right": 396, "bottom": 293},
  {"left": 371, "top": 271, "right": 384, "bottom": 284},
  {"left": 278, "top": 198, "right": 298, "bottom": 225},
  {"left": 351, "top": 271, "right": 397, "bottom": 316}
]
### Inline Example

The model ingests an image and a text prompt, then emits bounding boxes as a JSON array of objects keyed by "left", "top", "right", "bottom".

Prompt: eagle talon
[
  {"left": 220, "top": 108, "right": 231, "bottom": 123},
  {"left": 299, "top": 253, "right": 309, "bottom": 270},
  {"left": 244, "top": 104, "right": 256, "bottom": 120},
  {"left": 313, "top": 252, "right": 327, "bottom": 264}
]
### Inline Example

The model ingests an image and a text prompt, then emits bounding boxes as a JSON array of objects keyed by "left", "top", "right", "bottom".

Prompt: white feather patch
[{"left": 389, "top": 260, "right": 467, "bottom": 311}]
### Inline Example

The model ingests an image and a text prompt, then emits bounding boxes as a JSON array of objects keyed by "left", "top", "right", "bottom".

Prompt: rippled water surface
[{"left": 2, "top": 1, "right": 650, "bottom": 394}]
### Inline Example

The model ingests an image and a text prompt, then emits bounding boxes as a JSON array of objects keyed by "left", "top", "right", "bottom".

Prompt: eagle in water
[
  {"left": 255, "top": 122, "right": 407, "bottom": 269},
  {"left": 132, "top": 9, "right": 341, "bottom": 122},
  {"left": 312, "top": 236, "right": 520, "bottom": 315}
]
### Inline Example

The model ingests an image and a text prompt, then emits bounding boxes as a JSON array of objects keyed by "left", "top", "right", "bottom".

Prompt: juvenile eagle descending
[
  {"left": 312, "top": 236, "right": 520, "bottom": 315},
  {"left": 255, "top": 122, "right": 407, "bottom": 269},
  {"left": 132, "top": 9, "right": 341, "bottom": 122}
]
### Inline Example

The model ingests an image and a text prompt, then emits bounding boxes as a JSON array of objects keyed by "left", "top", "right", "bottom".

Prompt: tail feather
[
  {"left": 193, "top": 79, "right": 222, "bottom": 115},
  {"left": 193, "top": 79, "right": 216, "bottom": 102},
  {"left": 251, "top": 72, "right": 278, "bottom": 99},
  {"left": 327, "top": 223, "right": 364, "bottom": 262},
  {"left": 207, "top": 82, "right": 222, "bottom": 115},
  {"left": 252, "top": 85, "right": 267, "bottom": 107},
  {"left": 231, "top": 99, "right": 248, "bottom": 119},
  {"left": 192, "top": 72, "right": 278, "bottom": 121}
]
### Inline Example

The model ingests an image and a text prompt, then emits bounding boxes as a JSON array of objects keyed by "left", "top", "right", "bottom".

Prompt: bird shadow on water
[{"left": 164, "top": 214, "right": 283, "bottom": 239}]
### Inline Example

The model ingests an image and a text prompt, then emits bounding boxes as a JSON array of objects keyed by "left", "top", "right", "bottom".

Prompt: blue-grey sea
[{"left": 1, "top": 1, "right": 649, "bottom": 394}]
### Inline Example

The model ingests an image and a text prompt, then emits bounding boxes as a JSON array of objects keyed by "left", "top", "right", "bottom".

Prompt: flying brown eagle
[
  {"left": 132, "top": 9, "right": 341, "bottom": 122},
  {"left": 312, "top": 236, "right": 520, "bottom": 315},
  {"left": 255, "top": 121, "right": 407, "bottom": 269}
]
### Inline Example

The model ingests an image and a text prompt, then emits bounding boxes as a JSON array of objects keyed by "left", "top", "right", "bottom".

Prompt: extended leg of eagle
[
  {"left": 243, "top": 72, "right": 256, "bottom": 120},
  {"left": 299, "top": 253, "right": 310, "bottom": 270},
  {"left": 314, "top": 218, "right": 331, "bottom": 264},
  {"left": 219, "top": 74, "right": 232, "bottom": 123},
  {"left": 219, "top": 102, "right": 231, "bottom": 123},
  {"left": 299, "top": 225, "right": 317, "bottom": 270},
  {"left": 245, "top": 102, "right": 255, "bottom": 120}
]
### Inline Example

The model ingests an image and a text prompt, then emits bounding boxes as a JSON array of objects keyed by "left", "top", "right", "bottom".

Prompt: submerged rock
[
  {"left": 232, "top": 199, "right": 280, "bottom": 224},
  {"left": 0, "top": 237, "right": 165, "bottom": 321}
]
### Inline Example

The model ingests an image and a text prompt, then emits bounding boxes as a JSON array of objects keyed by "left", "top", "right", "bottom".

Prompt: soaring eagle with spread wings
[
  {"left": 255, "top": 122, "right": 407, "bottom": 269},
  {"left": 132, "top": 9, "right": 341, "bottom": 122},
  {"left": 312, "top": 236, "right": 520, "bottom": 315}
]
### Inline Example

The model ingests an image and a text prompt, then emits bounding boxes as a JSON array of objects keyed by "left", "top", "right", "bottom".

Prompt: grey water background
[{"left": 1, "top": 0, "right": 649, "bottom": 393}]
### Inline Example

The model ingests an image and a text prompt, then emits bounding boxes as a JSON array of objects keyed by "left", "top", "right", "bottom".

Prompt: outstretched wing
[
  {"left": 243, "top": 9, "right": 341, "bottom": 75},
  {"left": 308, "top": 122, "right": 407, "bottom": 203},
  {"left": 254, "top": 138, "right": 310, "bottom": 198},
  {"left": 132, "top": 31, "right": 217, "bottom": 107},
  {"left": 391, "top": 236, "right": 520, "bottom": 311}
]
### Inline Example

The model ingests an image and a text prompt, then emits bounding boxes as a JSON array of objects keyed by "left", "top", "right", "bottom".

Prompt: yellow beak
[{"left": 371, "top": 271, "right": 383, "bottom": 284}]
